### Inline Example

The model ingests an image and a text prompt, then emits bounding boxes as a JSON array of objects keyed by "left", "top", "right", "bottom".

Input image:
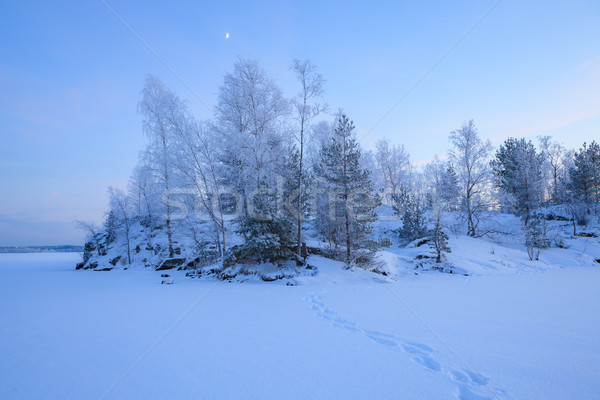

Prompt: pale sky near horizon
[{"left": 1, "top": 0, "right": 599, "bottom": 246}]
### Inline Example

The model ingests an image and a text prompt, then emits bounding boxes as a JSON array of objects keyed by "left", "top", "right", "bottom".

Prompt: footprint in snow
[{"left": 305, "top": 293, "right": 507, "bottom": 400}]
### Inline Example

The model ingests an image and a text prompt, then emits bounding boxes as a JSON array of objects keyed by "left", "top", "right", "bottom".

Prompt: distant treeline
[{"left": 0, "top": 245, "right": 83, "bottom": 254}]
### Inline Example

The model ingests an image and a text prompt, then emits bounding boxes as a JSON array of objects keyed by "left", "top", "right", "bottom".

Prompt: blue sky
[{"left": 0, "top": 0, "right": 599, "bottom": 245}]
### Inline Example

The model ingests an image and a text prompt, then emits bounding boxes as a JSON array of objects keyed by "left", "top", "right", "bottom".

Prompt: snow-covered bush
[{"left": 525, "top": 214, "right": 550, "bottom": 261}]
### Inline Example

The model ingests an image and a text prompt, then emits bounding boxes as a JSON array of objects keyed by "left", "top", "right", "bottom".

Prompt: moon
[{"left": 225, "top": 32, "right": 229, "bottom": 39}]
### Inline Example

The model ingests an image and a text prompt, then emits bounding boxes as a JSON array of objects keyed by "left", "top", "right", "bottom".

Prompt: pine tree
[
  {"left": 281, "top": 146, "right": 312, "bottom": 232},
  {"left": 569, "top": 141, "right": 600, "bottom": 211},
  {"left": 492, "top": 138, "right": 544, "bottom": 224},
  {"left": 234, "top": 189, "right": 294, "bottom": 266},
  {"left": 315, "top": 113, "right": 380, "bottom": 267}
]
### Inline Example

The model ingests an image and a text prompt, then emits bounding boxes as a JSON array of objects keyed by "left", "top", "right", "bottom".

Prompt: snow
[{"left": 1, "top": 251, "right": 599, "bottom": 400}]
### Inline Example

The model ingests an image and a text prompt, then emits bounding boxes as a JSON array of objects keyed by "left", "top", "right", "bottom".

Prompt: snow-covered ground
[{"left": 1, "top": 251, "right": 599, "bottom": 400}]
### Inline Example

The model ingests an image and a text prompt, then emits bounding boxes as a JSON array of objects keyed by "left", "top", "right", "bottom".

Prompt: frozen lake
[{"left": 1, "top": 252, "right": 599, "bottom": 399}]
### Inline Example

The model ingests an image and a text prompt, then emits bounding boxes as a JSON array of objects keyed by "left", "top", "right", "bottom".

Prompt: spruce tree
[
  {"left": 440, "top": 164, "right": 460, "bottom": 210},
  {"left": 429, "top": 221, "right": 450, "bottom": 263},
  {"left": 393, "top": 194, "right": 429, "bottom": 244},
  {"left": 525, "top": 213, "right": 550, "bottom": 261},
  {"left": 104, "top": 211, "right": 118, "bottom": 244}
]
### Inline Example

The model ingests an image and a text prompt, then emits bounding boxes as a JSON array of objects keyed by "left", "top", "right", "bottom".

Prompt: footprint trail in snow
[{"left": 305, "top": 293, "right": 508, "bottom": 400}]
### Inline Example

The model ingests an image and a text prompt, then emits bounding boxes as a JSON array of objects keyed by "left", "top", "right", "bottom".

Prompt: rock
[
  {"left": 306, "top": 245, "right": 323, "bottom": 256},
  {"left": 109, "top": 256, "right": 121, "bottom": 266},
  {"left": 260, "top": 274, "right": 284, "bottom": 282},
  {"left": 156, "top": 258, "right": 186, "bottom": 271},
  {"left": 85, "top": 261, "right": 99, "bottom": 270},
  {"left": 186, "top": 257, "right": 201, "bottom": 269},
  {"left": 83, "top": 241, "right": 95, "bottom": 263},
  {"left": 415, "top": 238, "right": 429, "bottom": 247}
]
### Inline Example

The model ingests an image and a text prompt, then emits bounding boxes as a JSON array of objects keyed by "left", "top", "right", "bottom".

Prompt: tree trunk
[
  {"left": 218, "top": 195, "right": 227, "bottom": 257},
  {"left": 165, "top": 194, "right": 174, "bottom": 258},
  {"left": 125, "top": 227, "right": 131, "bottom": 264},
  {"left": 297, "top": 117, "right": 304, "bottom": 257},
  {"left": 343, "top": 137, "right": 351, "bottom": 267},
  {"left": 466, "top": 196, "right": 475, "bottom": 237},
  {"left": 345, "top": 195, "right": 351, "bottom": 267}
]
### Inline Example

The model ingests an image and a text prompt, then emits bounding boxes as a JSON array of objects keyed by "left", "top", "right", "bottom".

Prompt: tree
[
  {"left": 440, "top": 163, "right": 460, "bottom": 210},
  {"left": 138, "top": 74, "right": 185, "bottom": 258},
  {"left": 429, "top": 222, "right": 450, "bottom": 263},
  {"left": 492, "top": 138, "right": 544, "bottom": 224},
  {"left": 234, "top": 191, "right": 294, "bottom": 265},
  {"left": 290, "top": 59, "right": 327, "bottom": 258},
  {"left": 280, "top": 146, "right": 312, "bottom": 258},
  {"left": 570, "top": 141, "right": 600, "bottom": 211},
  {"left": 538, "top": 135, "right": 566, "bottom": 203},
  {"left": 173, "top": 120, "right": 227, "bottom": 257},
  {"left": 557, "top": 177, "right": 588, "bottom": 235},
  {"left": 448, "top": 120, "right": 492, "bottom": 237},
  {"left": 214, "top": 58, "right": 292, "bottom": 269},
  {"left": 375, "top": 138, "right": 411, "bottom": 204},
  {"left": 525, "top": 213, "right": 550, "bottom": 261},
  {"left": 103, "top": 210, "right": 118, "bottom": 245},
  {"left": 75, "top": 220, "right": 103, "bottom": 257},
  {"left": 315, "top": 113, "right": 380, "bottom": 267},
  {"left": 129, "top": 161, "right": 157, "bottom": 227},
  {"left": 215, "top": 57, "right": 289, "bottom": 227},
  {"left": 426, "top": 158, "right": 451, "bottom": 262},
  {"left": 393, "top": 192, "right": 429, "bottom": 244},
  {"left": 108, "top": 187, "right": 133, "bottom": 265}
]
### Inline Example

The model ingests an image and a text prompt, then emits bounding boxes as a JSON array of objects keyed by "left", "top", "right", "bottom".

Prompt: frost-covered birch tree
[
  {"left": 290, "top": 58, "right": 326, "bottom": 257},
  {"left": 108, "top": 186, "right": 133, "bottom": 265},
  {"left": 448, "top": 120, "right": 492, "bottom": 237},
  {"left": 138, "top": 74, "right": 182, "bottom": 257},
  {"left": 174, "top": 120, "right": 228, "bottom": 257},
  {"left": 538, "top": 135, "right": 566, "bottom": 204},
  {"left": 214, "top": 57, "right": 289, "bottom": 223},
  {"left": 375, "top": 138, "right": 410, "bottom": 204}
]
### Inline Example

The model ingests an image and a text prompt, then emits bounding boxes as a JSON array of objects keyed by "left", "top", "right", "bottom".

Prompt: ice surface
[{"left": 1, "top": 251, "right": 599, "bottom": 399}]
